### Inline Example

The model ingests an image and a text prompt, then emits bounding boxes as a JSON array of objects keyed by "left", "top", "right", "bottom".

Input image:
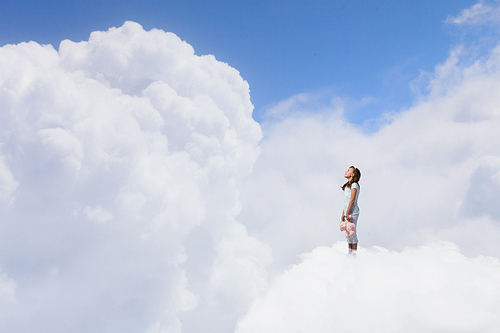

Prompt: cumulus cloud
[
  {"left": 0, "top": 21, "right": 270, "bottom": 333},
  {"left": 236, "top": 242, "right": 500, "bottom": 333}
]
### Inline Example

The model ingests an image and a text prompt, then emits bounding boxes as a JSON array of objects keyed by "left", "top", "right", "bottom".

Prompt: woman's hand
[{"left": 346, "top": 214, "right": 351, "bottom": 222}]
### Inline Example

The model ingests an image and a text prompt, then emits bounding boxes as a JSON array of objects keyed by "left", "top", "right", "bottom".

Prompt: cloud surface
[{"left": 237, "top": 242, "right": 500, "bottom": 333}]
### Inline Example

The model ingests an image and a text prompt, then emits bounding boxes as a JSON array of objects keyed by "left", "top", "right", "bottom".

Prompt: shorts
[{"left": 347, "top": 214, "right": 359, "bottom": 244}]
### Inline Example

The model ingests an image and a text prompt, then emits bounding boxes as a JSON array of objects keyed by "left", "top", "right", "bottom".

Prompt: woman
[{"left": 340, "top": 166, "right": 361, "bottom": 255}]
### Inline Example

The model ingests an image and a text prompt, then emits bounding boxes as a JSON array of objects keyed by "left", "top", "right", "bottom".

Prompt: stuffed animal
[{"left": 339, "top": 220, "right": 356, "bottom": 238}]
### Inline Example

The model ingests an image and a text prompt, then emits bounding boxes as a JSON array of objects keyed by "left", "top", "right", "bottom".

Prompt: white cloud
[
  {"left": 85, "top": 205, "right": 113, "bottom": 223},
  {"left": 236, "top": 242, "right": 500, "bottom": 333},
  {"left": 445, "top": 2, "right": 497, "bottom": 25},
  {"left": 0, "top": 153, "right": 18, "bottom": 203},
  {"left": 0, "top": 270, "right": 17, "bottom": 305},
  {"left": 38, "top": 127, "right": 84, "bottom": 171},
  {"left": 0, "top": 21, "right": 269, "bottom": 333},
  {"left": 0, "top": 268, "right": 17, "bottom": 330},
  {"left": 446, "top": 1, "right": 500, "bottom": 28}
]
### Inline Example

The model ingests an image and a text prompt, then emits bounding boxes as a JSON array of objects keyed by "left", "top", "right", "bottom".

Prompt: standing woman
[{"left": 340, "top": 166, "right": 361, "bottom": 255}]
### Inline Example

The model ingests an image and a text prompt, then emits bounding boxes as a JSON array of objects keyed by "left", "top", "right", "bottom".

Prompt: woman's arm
[{"left": 345, "top": 188, "right": 357, "bottom": 222}]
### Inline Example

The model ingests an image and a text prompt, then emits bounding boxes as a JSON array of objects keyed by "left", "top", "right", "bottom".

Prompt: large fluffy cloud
[
  {"left": 236, "top": 242, "right": 500, "bottom": 333},
  {"left": 0, "top": 22, "right": 270, "bottom": 332}
]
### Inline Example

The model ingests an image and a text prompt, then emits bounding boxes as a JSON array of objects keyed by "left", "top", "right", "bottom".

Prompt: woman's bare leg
[{"left": 348, "top": 243, "right": 357, "bottom": 255}]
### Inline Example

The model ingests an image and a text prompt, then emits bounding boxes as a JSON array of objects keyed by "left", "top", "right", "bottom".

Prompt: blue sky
[{"left": 0, "top": 0, "right": 481, "bottom": 123}]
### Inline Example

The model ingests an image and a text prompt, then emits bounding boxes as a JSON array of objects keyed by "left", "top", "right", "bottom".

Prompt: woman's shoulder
[{"left": 351, "top": 182, "right": 360, "bottom": 190}]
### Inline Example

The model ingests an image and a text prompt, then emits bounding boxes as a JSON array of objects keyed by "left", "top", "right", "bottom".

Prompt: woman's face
[{"left": 344, "top": 167, "right": 354, "bottom": 179}]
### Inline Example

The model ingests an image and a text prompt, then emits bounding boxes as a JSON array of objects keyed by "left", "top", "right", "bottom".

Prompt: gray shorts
[{"left": 347, "top": 214, "right": 359, "bottom": 244}]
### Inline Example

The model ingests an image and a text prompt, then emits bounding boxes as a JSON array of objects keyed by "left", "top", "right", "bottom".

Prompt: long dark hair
[{"left": 341, "top": 166, "right": 361, "bottom": 191}]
